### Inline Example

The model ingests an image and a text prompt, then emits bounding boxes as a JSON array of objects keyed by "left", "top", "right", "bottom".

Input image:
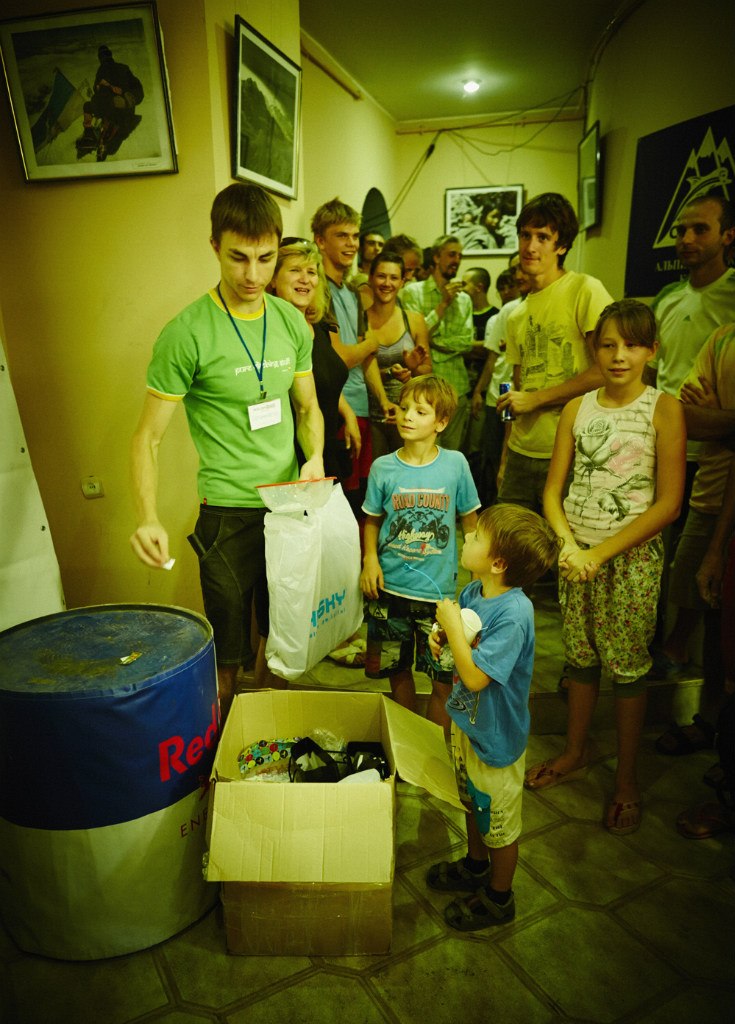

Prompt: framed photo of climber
[
  {"left": 233, "top": 16, "right": 301, "bottom": 200},
  {"left": 445, "top": 186, "right": 523, "bottom": 256},
  {"left": 0, "top": 3, "right": 177, "bottom": 181}
]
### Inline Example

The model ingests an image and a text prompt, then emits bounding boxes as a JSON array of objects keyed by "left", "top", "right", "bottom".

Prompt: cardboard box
[{"left": 206, "top": 690, "right": 461, "bottom": 955}]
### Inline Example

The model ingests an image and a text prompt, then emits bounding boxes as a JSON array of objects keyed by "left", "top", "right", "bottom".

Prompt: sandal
[
  {"left": 327, "top": 642, "right": 366, "bottom": 668},
  {"left": 426, "top": 857, "right": 490, "bottom": 892},
  {"left": 654, "top": 714, "right": 714, "bottom": 756},
  {"left": 676, "top": 801, "right": 735, "bottom": 839},
  {"left": 444, "top": 890, "right": 515, "bottom": 931},
  {"left": 606, "top": 799, "right": 641, "bottom": 836},
  {"left": 524, "top": 759, "right": 587, "bottom": 790}
]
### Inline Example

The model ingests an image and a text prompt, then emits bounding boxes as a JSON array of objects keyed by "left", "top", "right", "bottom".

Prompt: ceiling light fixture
[{"left": 463, "top": 80, "right": 480, "bottom": 95}]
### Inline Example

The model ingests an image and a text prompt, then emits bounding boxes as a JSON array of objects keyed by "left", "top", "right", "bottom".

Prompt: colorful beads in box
[{"left": 238, "top": 738, "right": 301, "bottom": 781}]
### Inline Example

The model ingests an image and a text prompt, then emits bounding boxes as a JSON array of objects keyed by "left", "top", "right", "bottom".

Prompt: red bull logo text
[{"left": 159, "top": 703, "right": 219, "bottom": 782}]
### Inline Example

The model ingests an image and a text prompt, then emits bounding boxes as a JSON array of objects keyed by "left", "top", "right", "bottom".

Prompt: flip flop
[
  {"left": 676, "top": 801, "right": 735, "bottom": 839},
  {"left": 606, "top": 799, "right": 641, "bottom": 836},
  {"left": 444, "top": 890, "right": 515, "bottom": 931},
  {"left": 524, "top": 759, "right": 587, "bottom": 790}
]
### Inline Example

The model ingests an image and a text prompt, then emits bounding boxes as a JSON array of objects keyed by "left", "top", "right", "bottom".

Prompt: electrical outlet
[{"left": 81, "top": 476, "right": 105, "bottom": 499}]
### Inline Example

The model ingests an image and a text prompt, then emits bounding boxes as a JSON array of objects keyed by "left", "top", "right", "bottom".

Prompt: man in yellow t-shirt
[{"left": 497, "top": 193, "right": 612, "bottom": 513}]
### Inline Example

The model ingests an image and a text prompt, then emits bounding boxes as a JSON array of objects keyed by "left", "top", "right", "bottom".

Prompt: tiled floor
[{"left": 3, "top": 588, "right": 734, "bottom": 1024}]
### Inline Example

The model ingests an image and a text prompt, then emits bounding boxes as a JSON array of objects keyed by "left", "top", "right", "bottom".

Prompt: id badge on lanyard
[{"left": 248, "top": 395, "right": 281, "bottom": 430}]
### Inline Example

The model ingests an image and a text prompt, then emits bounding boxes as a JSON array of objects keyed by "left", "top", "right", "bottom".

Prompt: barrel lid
[{"left": 0, "top": 604, "right": 212, "bottom": 696}]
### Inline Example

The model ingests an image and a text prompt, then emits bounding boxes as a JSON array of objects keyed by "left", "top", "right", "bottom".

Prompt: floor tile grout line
[{"left": 199, "top": 963, "right": 323, "bottom": 1017}]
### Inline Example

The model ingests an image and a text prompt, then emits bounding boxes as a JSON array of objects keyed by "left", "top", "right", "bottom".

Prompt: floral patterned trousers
[{"left": 559, "top": 536, "right": 663, "bottom": 686}]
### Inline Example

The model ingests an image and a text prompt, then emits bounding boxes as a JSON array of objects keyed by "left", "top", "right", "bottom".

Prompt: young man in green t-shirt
[{"left": 130, "top": 183, "right": 324, "bottom": 718}]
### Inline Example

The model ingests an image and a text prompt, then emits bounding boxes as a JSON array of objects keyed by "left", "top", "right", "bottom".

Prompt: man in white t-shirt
[
  {"left": 651, "top": 194, "right": 735, "bottom": 400},
  {"left": 470, "top": 259, "right": 529, "bottom": 505}
]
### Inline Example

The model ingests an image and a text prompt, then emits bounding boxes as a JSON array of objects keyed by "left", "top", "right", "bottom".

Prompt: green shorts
[
  {"left": 669, "top": 508, "right": 718, "bottom": 611},
  {"left": 497, "top": 450, "right": 551, "bottom": 513}
]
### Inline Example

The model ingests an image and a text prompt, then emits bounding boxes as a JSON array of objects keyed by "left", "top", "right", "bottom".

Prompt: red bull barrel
[{"left": 0, "top": 604, "right": 219, "bottom": 960}]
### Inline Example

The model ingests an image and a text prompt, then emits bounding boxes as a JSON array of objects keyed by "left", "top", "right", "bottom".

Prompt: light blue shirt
[
  {"left": 362, "top": 448, "right": 479, "bottom": 600},
  {"left": 328, "top": 279, "right": 368, "bottom": 416},
  {"left": 447, "top": 582, "right": 535, "bottom": 767}
]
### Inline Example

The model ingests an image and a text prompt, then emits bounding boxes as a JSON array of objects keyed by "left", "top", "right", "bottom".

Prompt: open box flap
[{"left": 382, "top": 699, "right": 463, "bottom": 810}]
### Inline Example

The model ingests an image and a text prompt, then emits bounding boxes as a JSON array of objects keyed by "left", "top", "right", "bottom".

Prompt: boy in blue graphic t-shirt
[{"left": 360, "top": 375, "right": 480, "bottom": 729}]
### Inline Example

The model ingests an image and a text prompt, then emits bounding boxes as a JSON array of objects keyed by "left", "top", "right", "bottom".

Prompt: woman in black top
[{"left": 270, "top": 240, "right": 360, "bottom": 481}]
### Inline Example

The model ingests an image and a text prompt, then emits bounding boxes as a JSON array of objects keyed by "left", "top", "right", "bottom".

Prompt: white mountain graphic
[{"left": 653, "top": 127, "right": 734, "bottom": 249}]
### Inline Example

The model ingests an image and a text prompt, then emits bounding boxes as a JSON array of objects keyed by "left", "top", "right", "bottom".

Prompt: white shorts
[{"left": 451, "top": 726, "right": 525, "bottom": 848}]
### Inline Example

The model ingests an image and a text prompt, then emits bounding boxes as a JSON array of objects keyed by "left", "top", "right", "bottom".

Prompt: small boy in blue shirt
[
  {"left": 427, "top": 504, "right": 559, "bottom": 929},
  {"left": 360, "top": 375, "right": 480, "bottom": 728}
]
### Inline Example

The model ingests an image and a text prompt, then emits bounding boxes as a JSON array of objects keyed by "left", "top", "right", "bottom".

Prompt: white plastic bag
[{"left": 258, "top": 480, "right": 362, "bottom": 680}]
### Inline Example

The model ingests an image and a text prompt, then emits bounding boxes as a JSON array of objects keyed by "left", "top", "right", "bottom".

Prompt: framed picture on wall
[
  {"left": 233, "top": 16, "right": 301, "bottom": 200},
  {"left": 578, "top": 121, "right": 601, "bottom": 231},
  {"left": 444, "top": 185, "right": 523, "bottom": 256},
  {"left": 0, "top": 2, "right": 177, "bottom": 181}
]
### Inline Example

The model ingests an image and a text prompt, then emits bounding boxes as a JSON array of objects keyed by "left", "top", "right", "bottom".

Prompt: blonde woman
[{"left": 271, "top": 239, "right": 360, "bottom": 480}]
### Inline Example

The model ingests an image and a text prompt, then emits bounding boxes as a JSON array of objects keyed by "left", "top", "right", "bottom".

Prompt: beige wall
[
  {"left": 0, "top": 0, "right": 306, "bottom": 615},
  {"left": 392, "top": 119, "right": 581, "bottom": 298},
  {"left": 298, "top": 55, "right": 398, "bottom": 237},
  {"left": 581, "top": 0, "right": 735, "bottom": 299},
  {"left": 0, "top": 0, "right": 731, "bottom": 617},
  {"left": 0, "top": 0, "right": 217, "bottom": 614}
]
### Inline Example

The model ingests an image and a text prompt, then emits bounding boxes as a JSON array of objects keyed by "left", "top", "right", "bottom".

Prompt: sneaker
[{"left": 426, "top": 857, "right": 490, "bottom": 892}]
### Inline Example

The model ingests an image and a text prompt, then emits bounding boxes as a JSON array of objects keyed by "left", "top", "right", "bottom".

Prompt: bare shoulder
[
  {"left": 654, "top": 391, "right": 684, "bottom": 418},
  {"left": 653, "top": 390, "right": 685, "bottom": 431},
  {"left": 406, "top": 308, "right": 422, "bottom": 325},
  {"left": 561, "top": 394, "right": 585, "bottom": 420}
]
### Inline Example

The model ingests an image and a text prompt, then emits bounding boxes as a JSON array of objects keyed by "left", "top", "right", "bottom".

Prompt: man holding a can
[{"left": 495, "top": 193, "right": 612, "bottom": 512}]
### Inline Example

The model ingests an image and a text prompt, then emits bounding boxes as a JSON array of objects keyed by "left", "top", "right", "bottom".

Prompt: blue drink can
[{"left": 499, "top": 381, "right": 514, "bottom": 421}]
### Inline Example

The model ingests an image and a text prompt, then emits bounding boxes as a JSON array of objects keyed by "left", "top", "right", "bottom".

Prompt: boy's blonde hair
[
  {"left": 592, "top": 299, "right": 657, "bottom": 350},
  {"left": 398, "top": 374, "right": 458, "bottom": 424},
  {"left": 310, "top": 197, "right": 360, "bottom": 238},
  {"left": 476, "top": 504, "right": 559, "bottom": 589}
]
